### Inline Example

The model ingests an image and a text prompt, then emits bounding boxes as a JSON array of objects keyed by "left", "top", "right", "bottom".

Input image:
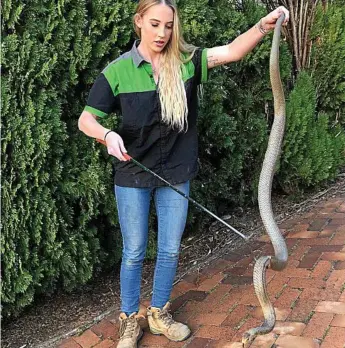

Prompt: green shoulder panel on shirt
[
  {"left": 103, "top": 55, "right": 155, "bottom": 94},
  {"left": 101, "top": 48, "right": 208, "bottom": 96}
]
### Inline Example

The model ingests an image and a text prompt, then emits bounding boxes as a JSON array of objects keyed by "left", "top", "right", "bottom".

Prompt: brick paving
[{"left": 57, "top": 194, "right": 345, "bottom": 348}]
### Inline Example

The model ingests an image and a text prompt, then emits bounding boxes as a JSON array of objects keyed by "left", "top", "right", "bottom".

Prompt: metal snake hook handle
[{"left": 96, "top": 138, "right": 251, "bottom": 241}]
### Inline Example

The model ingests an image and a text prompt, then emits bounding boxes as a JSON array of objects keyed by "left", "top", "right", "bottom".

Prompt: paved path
[{"left": 58, "top": 194, "right": 345, "bottom": 348}]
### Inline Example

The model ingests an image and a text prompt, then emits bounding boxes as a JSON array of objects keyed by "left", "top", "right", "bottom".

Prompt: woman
[{"left": 78, "top": 1, "right": 289, "bottom": 347}]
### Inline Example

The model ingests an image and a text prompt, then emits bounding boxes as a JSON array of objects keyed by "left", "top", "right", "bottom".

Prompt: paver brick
[
  {"left": 275, "top": 334, "right": 320, "bottom": 348},
  {"left": 222, "top": 274, "right": 252, "bottom": 286},
  {"left": 326, "top": 269, "right": 345, "bottom": 291},
  {"left": 331, "top": 314, "right": 345, "bottom": 327},
  {"left": 231, "top": 317, "right": 262, "bottom": 342},
  {"left": 273, "top": 286, "right": 301, "bottom": 309},
  {"left": 173, "top": 280, "right": 196, "bottom": 295},
  {"left": 309, "top": 245, "right": 343, "bottom": 252},
  {"left": 308, "top": 219, "right": 329, "bottom": 231},
  {"left": 223, "top": 266, "right": 247, "bottom": 276},
  {"left": 93, "top": 339, "right": 116, "bottom": 348},
  {"left": 311, "top": 260, "right": 332, "bottom": 280},
  {"left": 252, "top": 306, "right": 291, "bottom": 321},
  {"left": 204, "top": 284, "right": 233, "bottom": 305},
  {"left": 339, "top": 291, "right": 345, "bottom": 302},
  {"left": 288, "top": 299, "right": 318, "bottom": 322},
  {"left": 320, "top": 327, "right": 345, "bottom": 348},
  {"left": 183, "top": 272, "right": 207, "bottom": 286},
  {"left": 281, "top": 267, "right": 311, "bottom": 278},
  {"left": 182, "top": 299, "right": 221, "bottom": 314},
  {"left": 298, "top": 251, "right": 320, "bottom": 268},
  {"left": 197, "top": 272, "right": 224, "bottom": 292},
  {"left": 219, "top": 288, "right": 244, "bottom": 309},
  {"left": 315, "top": 301, "right": 345, "bottom": 314},
  {"left": 267, "top": 278, "right": 287, "bottom": 298},
  {"left": 171, "top": 290, "right": 208, "bottom": 312},
  {"left": 328, "top": 233, "right": 345, "bottom": 245},
  {"left": 207, "top": 340, "right": 243, "bottom": 348},
  {"left": 221, "top": 304, "right": 252, "bottom": 328},
  {"left": 289, "top": 245, "right": 311, "bottom": 261},
  {"left": 185, "top": 337, "right": 212, "bottom": 348},
  {"left": 57, "top": 338, "right": 81, "bottom": 348},
  {"left": 337, "top": 203, "right": 345, "bottom": 213},
  {"left": 195, "top": 325, "right": 236, "bottom": 341},
  {"left": 321, "top": 252, "right": 345, "bottom": 261},
  {"left": 287, "top": 231, "right": 319, "bottom": 239},
  {"left": 192, "top": 312, "right": 228, "bottom": 326},
  {"left": 73, "top": 330, "right": 101, "bottom": 348},
  {"left": 319, "top": 228, "right": 334, "bottom": 237},
  {"left": 139, "top": 330, "right": 169, "bottom": 346},
  {"left": 328, "top": 218, "right": 345, "bottom": 226},
  {"left": 334, "top": 260, "right": 345, "bottom": 270},
  {"left": 238, "top": 287, "right": 260, "bottom": 306},
  {"left": 250, "top": 332, "right": 277, "bottom": 348},
  {"left": 236, "top": 256, "right": 255, "bottom": 268},
  {"left": 212, "top": 258, "right": 235, "bottom": 270},
  {"left": 288, "top": 277, "right": 325, "bottom": 289},
  {"left": 302, "top": 312, "right": 334, "bottom": 339},
  {"left": 91, "top": 319, "right": 117, "bottom": 340},
  {"left": 299, "top": 287, "right": 341, "bottom": 302},
  {"left": 272, "top": 321, "right": 306, "bottom": 335},
  {"left": 299, "top": 238, "right": 332, "bottom": 246},
  {"left": 201, "top": 267, "right": 223, "bottom": 278}
]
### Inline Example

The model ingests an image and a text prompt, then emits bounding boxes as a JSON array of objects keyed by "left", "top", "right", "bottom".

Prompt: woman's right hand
[{"left": 105, "top": 131, "right": 129, "bottom": 161}]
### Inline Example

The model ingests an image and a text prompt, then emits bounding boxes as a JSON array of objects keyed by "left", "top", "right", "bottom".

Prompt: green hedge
[
  {"left": 279, "top": 72, "right": 345, "bottom": 192},
  {"left": 310, "top": 3, "right": 345, "bottom": 127},
  {"left": 2, "top": 0, "right": 344, "bottom": 317}
]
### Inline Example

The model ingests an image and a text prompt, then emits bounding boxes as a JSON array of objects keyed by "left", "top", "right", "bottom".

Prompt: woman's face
[{"left": 136, "top": 4, "right": 174, "bottom": 53}]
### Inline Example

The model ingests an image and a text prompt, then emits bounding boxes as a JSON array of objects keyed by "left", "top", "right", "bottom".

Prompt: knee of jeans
[
  {"left": 157, "top": 250, "right": 180, "bottom": 261},
  {"left": 122, "top": 249, "right": 145, "bottom": 266}
]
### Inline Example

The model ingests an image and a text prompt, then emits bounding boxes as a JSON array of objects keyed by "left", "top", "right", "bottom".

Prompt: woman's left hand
[{"left": 261, "top": 6, "right": 290, "bottom": 32}]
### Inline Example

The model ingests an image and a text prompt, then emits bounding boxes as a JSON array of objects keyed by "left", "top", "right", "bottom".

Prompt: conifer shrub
[
  {"left": 279, "top": 72, "right": 345, "bottom": 192},
  {"left": 310, "top": 3, "right": 345, "bottom": 127},
  {"left": 1, "top": 0, "right": 134, "bottom": 317}
]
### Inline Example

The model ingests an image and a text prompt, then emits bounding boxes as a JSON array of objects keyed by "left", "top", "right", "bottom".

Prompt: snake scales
[{"left": 242, "top": 13, "right": 288, "bottom": 347}]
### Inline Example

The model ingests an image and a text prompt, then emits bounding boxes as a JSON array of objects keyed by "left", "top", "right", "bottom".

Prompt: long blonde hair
[{"left": 134, "top": 0, "right": 196, "bottom": 132}]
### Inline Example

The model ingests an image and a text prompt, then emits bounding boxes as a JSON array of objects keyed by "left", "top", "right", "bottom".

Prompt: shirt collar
[{"left": 131, "top": 40, "right": 146, "bottom": 67}]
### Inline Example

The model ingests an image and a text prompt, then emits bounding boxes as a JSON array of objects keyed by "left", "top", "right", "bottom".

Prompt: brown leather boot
[
  {"left": 117, "top": 312, "right": 144, "bottom": 348},
  {"left": 147, "top": 302, "right": 191, "bottom": 342}
]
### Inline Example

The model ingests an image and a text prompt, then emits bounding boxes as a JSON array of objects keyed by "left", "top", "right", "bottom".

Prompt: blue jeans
[{"left": 115, "top": 181, "right": 190, "bottom": 315}]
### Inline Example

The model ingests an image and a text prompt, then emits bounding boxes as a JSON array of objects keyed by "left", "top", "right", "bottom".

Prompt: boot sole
[
  {"left": 149, "top": 328, "right": 192, "bottom": 342},
  {"left": 137, "top": 329, "right": 144, "bottom": 346}
]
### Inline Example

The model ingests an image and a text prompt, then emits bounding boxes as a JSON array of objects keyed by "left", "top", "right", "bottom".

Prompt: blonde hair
[{"left": 134, "top": 0, "right": 196, "bottom": 132}]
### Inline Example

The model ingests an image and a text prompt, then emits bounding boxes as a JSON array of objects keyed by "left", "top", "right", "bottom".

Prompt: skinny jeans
[{"left": 115, "top": 181, "right": 189, "bottom": 315}]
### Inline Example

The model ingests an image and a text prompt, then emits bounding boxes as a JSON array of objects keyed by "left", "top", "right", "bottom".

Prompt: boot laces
[
  {"left": 159, "top": 309, "right": 174, "bottom": 327},
  {"left": 120, "top": 316, "right": 137, "bottom": 340}
]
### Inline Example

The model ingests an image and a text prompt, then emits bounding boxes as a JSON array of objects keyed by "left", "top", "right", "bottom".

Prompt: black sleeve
[{"left": 84, "top": 73, "right": 120, "bottom": 117}]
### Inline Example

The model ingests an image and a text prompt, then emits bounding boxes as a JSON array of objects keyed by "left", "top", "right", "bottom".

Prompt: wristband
[{"left": 104, "top": 130, "right": 115, "bottom": 141}]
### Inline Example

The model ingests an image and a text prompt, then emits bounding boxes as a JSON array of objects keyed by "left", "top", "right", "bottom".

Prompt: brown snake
[{"left": 242, "top": 13, "right": 288, "bottom": 347}]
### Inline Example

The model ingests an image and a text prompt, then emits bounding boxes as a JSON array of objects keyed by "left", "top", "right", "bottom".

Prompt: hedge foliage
[
  {"left": 279, "top": 72, "right": 345, "bottom": 191},
  {"left": 2, "top": 0, "right": 344, "bottom": 317},
  {"left": 310, "top": 2, "right": 345, "bottom": 127}
]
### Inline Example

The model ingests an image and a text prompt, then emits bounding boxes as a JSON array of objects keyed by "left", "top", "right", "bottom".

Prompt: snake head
[{"left": 242, "top": 331, "right": 256, "bottom": 348}]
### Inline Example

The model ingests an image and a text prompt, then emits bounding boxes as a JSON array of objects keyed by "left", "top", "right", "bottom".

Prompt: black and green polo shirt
[{"left": 84, "top": 40, "right": 208, "bottom": 188}]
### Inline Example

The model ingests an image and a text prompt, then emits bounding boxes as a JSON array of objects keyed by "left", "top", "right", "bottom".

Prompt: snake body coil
[{"left": 242, "top": 14, "right": 288, "bottom": 347}]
